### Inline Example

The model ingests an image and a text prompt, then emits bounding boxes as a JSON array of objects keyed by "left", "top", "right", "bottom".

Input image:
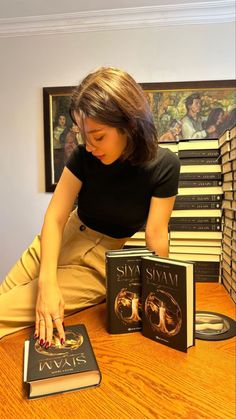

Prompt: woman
[{"left": 0, "top": 67, "right": 180, "bottom": 347}]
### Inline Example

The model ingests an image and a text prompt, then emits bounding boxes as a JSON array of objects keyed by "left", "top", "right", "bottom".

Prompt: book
[
  {"left": 180, "top": 164, "right": 221, "bottom": 172},
  {"left": 169, "top": 224, "right": 221, "bottom": 232},
  {"left": 174, "top": 201, "right": 221, "bottom": 210},
  {"left": 178, "top": 179, "right": 222, "bottom": 188},
  {"left": 175, "top": 194, "right": 222, "bottom": 202},
  {"left": 169, "top": 253, "right": 220, "bottom": 262},
  {"left": 223, "top": 172, "right": 233, "bottom": 182},
  {"left": 170, "top": 217, "right": 221, "bottom": 225},
  {"left": 141, "top": 255, "right": 195, "bottom": 352},
  {"left": 178, "top": 187, "right": 223, "bottom": 196},
  {"left": 170, "top": 238, "right": 221, "bottom": 247},
  {"left": 170, "top": 231, "right": 222, "bottom": 239},
  {"left": 23, "top": 324, "right": 101, "bottom": 399},
  {"left": 178, "top": 149, "right": 220, "bottom": 158},
  {"left": 222, "top": 161, "right": 232, "bottom": 174},
  {"left": 178, "top": 139, "right": 219, "bottom": 150},
  {"left": 169, "top": 246, "right": 221, "bottom": 255},
  {"left": 180, "top": 158, "right": 220, "bottom": 166},
  {"left": 179, "top": 172, "right": 222, "bottom": 180},
  {"left": 219, "top": 130, "right": 230, "bottom": 146},
  {"left": 105, "top": 248, "right": 154, "bottom": 334},
  {"left": 171, "top": 209, "right": 221, "bottom": 218},
  {"left": 194, "top": 273, "right": 219, "bottom": 283}
]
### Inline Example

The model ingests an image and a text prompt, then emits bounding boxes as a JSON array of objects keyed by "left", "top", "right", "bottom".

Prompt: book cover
[
  {"left": 24, "top": 324, "right": 101, "bottom": 399},
  {"left": 105, "top": 248, "right": 154, "bottom": 334},
  {"left": 141, "top": 256, "right": 195, "bottom": 353}
]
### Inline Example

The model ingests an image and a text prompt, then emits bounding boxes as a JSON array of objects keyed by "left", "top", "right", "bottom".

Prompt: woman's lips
[{"left": 94, "top": 154, "right": 105, "bottom": 160}]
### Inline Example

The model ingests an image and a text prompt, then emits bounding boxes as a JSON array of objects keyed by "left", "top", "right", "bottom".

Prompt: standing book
[
  {"left": 105, "top": 248, "right": 154, "bottom": 334},
  {"left": 23, "top": 324, "right": 101, "bottom": 399},
  {"left": 141, "top": 256, "right": 195, "bottom": 352}
]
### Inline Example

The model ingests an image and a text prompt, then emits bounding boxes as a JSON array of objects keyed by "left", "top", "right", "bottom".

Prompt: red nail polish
[
  {"left": 40, "top": 339, "right": 45, "bottom": 346},
  {"left": 34, "top": 333, "right": 38, "bottom": 340},
  {"left": 45, "top": 341, "right": 50, "bottom": 349},
  {"left": 60, "top": 338, "right": 65, "bottom": 345}
]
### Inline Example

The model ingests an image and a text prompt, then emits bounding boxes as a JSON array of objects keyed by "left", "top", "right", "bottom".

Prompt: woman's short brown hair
[{"left": 70, "top": 67, "right": 158, "bottom": 165}]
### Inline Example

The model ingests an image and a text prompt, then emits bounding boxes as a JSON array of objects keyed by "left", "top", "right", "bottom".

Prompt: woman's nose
[{"left": 85, "top": 141, "right": 96, "bottom": 152}]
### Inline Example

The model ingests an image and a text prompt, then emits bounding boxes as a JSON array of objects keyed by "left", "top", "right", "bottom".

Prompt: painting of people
[{"left": 142, "top": 81, "right": 236, "bottom": 142}]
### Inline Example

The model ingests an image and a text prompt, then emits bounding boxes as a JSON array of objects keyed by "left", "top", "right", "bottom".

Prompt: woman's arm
[
  {"left": 145, "top": 196, "right": 176, "bottom": 257},
  {"left": 35, "top": 167, "right": 82, "bottom": 346}
]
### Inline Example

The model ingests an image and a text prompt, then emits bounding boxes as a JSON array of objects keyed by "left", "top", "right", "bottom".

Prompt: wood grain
[{"left": 0, "top": 283, "right": 235, "bottom": 419}]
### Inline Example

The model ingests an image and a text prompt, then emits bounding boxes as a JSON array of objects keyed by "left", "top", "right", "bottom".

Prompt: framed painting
[
  {"left": 140, "top": 80, "right": 236, "bottom": 143},
  {"left": 43, "top": 80, "right": 236, "bottom": 192},
  {"left": 43, "top": 86, "right": 83, "bottom": 192}
]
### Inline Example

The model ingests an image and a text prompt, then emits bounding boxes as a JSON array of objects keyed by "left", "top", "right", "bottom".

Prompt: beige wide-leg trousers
[{"left": 0, "top": 209, "right": 127, "bottom": 339}]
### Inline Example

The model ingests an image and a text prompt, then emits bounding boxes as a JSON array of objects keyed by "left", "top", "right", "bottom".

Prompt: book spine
[
  {"left": 194, "top": 261, "right": 220, "bottom": 269},
  {"left": 175, "top": 194, "right": 222, "bottom": 202},
  {"left": 170, "top": 217, "right": 221, "bottom": 224},
  {"left": 174, "top": 201, "right": 221, "bottom": 210},
  {"left": 178, "top": 149, "right": 220, "bottom": 158},
  {"left": 179, "top": 172, "right": 222, "bottom": 180},
  {"left": 195, "top": 274, "right": 219, "bottom": 283},
  {"left": 180, "top": 158, "right": 220, "bottom": 165},
  {"left": 169, "top": 224, "right": 221, "bottom": 231},
  {"left": 178, "top": 180, "right": 222, "bottom": 187}
]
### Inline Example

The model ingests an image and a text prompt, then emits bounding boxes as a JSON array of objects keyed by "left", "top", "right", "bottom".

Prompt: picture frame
[{"left": 43, "top": 80, "right": 236, "bottom": 192}]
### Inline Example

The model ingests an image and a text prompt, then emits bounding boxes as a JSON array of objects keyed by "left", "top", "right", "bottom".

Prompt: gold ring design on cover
[{"left": 53, "top": 316, "right": 61, "bottom": 321}]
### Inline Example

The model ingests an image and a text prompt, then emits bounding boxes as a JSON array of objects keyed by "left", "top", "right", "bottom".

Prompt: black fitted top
[{"left": 66, "top": 145, "right": 180, "bottom": 238}]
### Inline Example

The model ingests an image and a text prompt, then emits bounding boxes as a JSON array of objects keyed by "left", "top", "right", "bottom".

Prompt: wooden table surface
[{"left": 0, "top": 283, "right": 235, "bottom": 419}]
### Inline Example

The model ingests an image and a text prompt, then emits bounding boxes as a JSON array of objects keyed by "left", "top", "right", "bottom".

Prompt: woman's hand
[{"left": 34, "top": 280, "right": 65, "bottom": 349}]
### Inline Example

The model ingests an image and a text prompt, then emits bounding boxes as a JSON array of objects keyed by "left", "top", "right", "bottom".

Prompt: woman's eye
[{"left": 94, "top": 136, "right": 104, "bottom": 142}]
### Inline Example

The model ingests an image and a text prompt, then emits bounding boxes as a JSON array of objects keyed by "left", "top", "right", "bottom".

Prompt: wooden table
[{"left": 0, "top": 283, "right": 235, "bottom": 419}]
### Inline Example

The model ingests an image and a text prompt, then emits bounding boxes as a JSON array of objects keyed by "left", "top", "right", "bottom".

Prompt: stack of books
[
  {"left": 168, "top": 138, "right": 223, "bottom": 282},
  {"left": 219, "top": 125, "right": 236, "bottom": 303}
]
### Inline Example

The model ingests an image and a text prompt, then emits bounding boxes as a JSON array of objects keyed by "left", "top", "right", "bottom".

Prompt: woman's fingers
[
  {"left": 53, "top": 316, "right": 66, "bottom": 345},
  {"left": 39, "top": 317, "right": 46, "bottom": 346},
  {"left": 36, "top": 314, "right": 65, "bottom": 349}
]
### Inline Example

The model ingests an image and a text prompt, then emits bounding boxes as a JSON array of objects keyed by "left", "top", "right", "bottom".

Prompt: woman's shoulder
[{"left": 152, "top": 146, "right": 180, "bottom": 167}]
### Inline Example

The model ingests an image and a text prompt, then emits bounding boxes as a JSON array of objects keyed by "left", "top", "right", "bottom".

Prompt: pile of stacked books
[
  {"left": 168, "top": 137, "right": 223, "bottom": 282},
  {"left": 219, "top": 125, "right": 236, "bottom": 303}
]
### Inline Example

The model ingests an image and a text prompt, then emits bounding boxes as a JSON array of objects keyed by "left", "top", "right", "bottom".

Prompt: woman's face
[{"left": 74, "top": 115, "right": 128, "bottom": 165}]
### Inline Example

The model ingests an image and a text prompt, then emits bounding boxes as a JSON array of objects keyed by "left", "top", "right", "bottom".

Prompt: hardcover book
[
  {"left": 180, "top": 158, "right": 220, "bottom": 166},
  {"left": 175, "top": 194, "right": 222, "bottom": 203},
  {"left": 141, "top": 255, "right": 195, "bottom": 352},
  {"left": 23, "top": 324, "right": 101, "bottom": 399},
  {"left": 179, "top": 172, "right": 222, "bottom": 180},
  {"left": 178, "top": 149, "right": 220, "bottom": 158},
  {"left": 178, "top": 139, "right": 219, "bottom": 150},
  {"left": 174, "top": 201, "right": 221, "bottom": 210},
  {"left": 105, "top": 248, "right": 154, "bottom": 334},
  {"left": 178, "top": 180, "right": 222, "bottom": 188}
]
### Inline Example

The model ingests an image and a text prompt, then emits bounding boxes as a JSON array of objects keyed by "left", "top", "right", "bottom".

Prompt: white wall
[{"left": 0, "top": 22, "right": 235, "bottom": 280}]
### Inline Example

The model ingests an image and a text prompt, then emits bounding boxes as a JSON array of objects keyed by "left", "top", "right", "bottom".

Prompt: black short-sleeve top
[{"left": 66, "top": 145, "right": 180, "bottom": 238}]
